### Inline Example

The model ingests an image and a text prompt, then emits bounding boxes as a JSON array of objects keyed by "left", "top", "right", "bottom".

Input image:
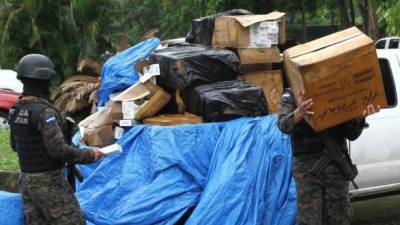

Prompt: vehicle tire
[{"left": 0, "top": 110, "right": 9, "bottom": 129}]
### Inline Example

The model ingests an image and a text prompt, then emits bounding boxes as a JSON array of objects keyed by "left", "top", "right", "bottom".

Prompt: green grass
[{"left": 0, "top": 129, "right": 19, "bottom": 171}]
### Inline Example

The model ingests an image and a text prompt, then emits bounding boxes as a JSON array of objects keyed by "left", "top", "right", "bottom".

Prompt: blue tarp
[
  {"left": 0, "top": 116, "right": 296, "bottom": 225},
  {"left": 0, "top": 191, "right": 24, "bottom": 225},
  {"left": 97, "top": 38, "right": 161, "bottom": 106}
]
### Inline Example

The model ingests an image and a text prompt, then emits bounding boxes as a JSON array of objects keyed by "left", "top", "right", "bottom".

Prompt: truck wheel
[{"left": 0, "top": 111, "right": 9, "bottom": 129}]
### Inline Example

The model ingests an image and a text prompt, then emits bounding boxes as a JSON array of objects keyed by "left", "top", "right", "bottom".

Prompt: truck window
[
  {"left": 379, "top": 58, "right": 397, "bottom": 107},
  {"left": 388, "top": 38, "right": 400, "bottom": 49},
  {"left": 376, "top": 40, "right": 386, "bottom": 49}
]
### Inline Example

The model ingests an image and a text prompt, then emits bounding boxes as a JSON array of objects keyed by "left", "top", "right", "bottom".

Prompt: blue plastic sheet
[
  {"left": 0, "top": 116, "right": 296, "bottom": 225},
  {"left": 0, "top": 191, "right": 24, "bottom": 224},
  {"left": 97, "top": 38, "right": 161, "bottom": 106}
]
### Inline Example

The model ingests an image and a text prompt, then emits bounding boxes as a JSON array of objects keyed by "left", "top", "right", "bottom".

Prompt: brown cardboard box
[
  {"left": 143, "top": 113, "right": 203, "bottom": 126},
  {"left": 284, "top": 27, "right": 387, "bottom": 131},
  {"left": 79, "top": 105, "right": 115, "bottom": 147},
  {"left": 111, "top": 101, "right": 123, "bottom": 121},
  {"left": 111, "top": 82, "right": 151, "bottom": 120},
  {"left": 135, "top": 88, "right": 171, "bottom": 120},
  {"left": 242, "top": 70, "right": 283, "bottom": 113},
  {"left": 238, "top": 47, "right": 281, "bottom": 64},
  {"left": 85, "top": 126, "right": 115, "bottom": 147},
  {"left": 113, "top": 83, "right": 150, "bottom": 102},
  {"left": 212, "top": 11, "right": 285, "bottom": 48}
]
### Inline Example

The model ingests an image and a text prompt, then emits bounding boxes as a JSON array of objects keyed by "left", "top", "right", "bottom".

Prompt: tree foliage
[
  {"left": 0, "top": 0, "right": 133, "bottom": 86},
  {"left": 376, "top": 0, "right": 400, "bottom": 36}
]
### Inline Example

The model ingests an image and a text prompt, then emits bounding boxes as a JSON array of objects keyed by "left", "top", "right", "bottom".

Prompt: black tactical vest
[
  {"left": 9, "top": 99, "right": 64, "bottom": 172},
  {"left": 292, "top": 118, "right": 349, "bottom": 155},
  {"left": 291, "top": 120, "right": 325, "bottom": 154}
]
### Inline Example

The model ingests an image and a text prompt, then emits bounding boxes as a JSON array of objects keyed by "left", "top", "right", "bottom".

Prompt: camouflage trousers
[
  {"left": 18, "top": 169, "right": 85, "bottom": 225},
  {"left": 293, "top": 153, "right": 352, "bottom": 225}
]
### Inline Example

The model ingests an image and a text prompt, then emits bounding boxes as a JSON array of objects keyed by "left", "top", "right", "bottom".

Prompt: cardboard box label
[
  {"left": 119, "top": 119, "right": 136, "bottom": 127},
  {"left": 140, "top": 64, "right": 160, "bottom": 83},
  {"left": 114, "top": 126, "right": 124, "bottom": 139},
  {"left": 249, "top": 21, "right": 279, "bottom": 48},
  {"left": 122, "top": 101, "right": 140, "bottom": 119}
]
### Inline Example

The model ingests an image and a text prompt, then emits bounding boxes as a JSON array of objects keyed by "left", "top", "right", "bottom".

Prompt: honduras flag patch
[{"left": 46, "top": 116, "right": 56, "bottom": 123}]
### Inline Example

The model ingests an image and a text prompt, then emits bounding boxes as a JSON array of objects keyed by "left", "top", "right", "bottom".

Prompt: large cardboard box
[
  {"left": 111, "top": 83, "right": 150, "bottom": 121},
  {"left": 212, "top": 11, "right": 285, "bottom": 48},
  {"left": 79, "top": 105, "right": 115, "bottom": 147},
  {"left": 284, "top": 27, "right": 387, "bottom": 131},
  {"left": 135, "top": 88, "right": 171, "bottom": 120},
  {"left": 238, "top": 47, "right": 281, "bottom": 64},
  {"left": 242, "top": 70, "right": 283, "bottom": 113},
  {"left": 111, "top": 82, "right": 171, "bottom": 121}
]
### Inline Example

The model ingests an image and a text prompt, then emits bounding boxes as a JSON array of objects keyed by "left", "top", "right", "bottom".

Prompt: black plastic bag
[
  {"left": 185, "top": 9, "right": 253, "bottom": 46},
  {"left": 183, "top": 80, "right": 269, "bottom": 121},
  {"left": 150, "top": 45, "right": 241, "bottom": 91}
]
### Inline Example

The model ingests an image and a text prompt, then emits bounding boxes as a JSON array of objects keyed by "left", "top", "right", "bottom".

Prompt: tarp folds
[
  {"left": 149, "top": 45, "right": 241, "bottom": 91},
  {"left": 0, "top": 191, "right": 24, "bottom": 225},
  {"left": 0, "top": 116, "right": 296, "bottom": 225},
  {"left": 97, "top": 38, "right": 161, "bottom": 106},
  {"left": 185, "top": 9, "right": 253, "bottom": 45},
  {"left": 183, "top": 80, "right": 269, "bottom": 121}
]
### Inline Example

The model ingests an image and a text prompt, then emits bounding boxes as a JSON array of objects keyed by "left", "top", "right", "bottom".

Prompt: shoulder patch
[{"left": 45, "top": 116, "right": 56, "bottom": 124}]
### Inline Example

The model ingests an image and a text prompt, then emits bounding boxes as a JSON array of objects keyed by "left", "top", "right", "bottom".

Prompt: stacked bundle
[
  {"left": 141, "top": 10, "right": 289, "bottom": 126},
  {"left": 187, "top": 10, "right": 286, "bottom": 113},
  {"left": 148, "top": 44, "right": 270, "bottom": 121}
]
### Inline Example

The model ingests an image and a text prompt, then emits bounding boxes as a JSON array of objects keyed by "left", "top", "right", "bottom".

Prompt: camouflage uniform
[
  {"left": 277, "top": 89, "right": 365, "bottom": 225},
  {"left": 9, "top": 97, "right": 95, "bottom": 225}
]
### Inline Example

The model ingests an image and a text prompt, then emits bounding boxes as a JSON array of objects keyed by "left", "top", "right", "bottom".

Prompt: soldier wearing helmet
[{"left": 9, "top": 54, "right": 103, "bottom": 225}]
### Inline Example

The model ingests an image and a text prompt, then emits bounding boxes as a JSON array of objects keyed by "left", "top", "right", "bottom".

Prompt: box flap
[
  {"left": 293, "top": 34, "right": 373, "bottom": 67},
  {"left": 285, "top": 27, "right": 364, "bottom": 58},
  {"left": 226, "top": 11, "right": 285, "bottom": 27},
  {"left": 113, "top": 82, "right": 150, "bottom": 101}
]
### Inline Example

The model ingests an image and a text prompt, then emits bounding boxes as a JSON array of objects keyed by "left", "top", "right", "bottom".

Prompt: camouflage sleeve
[
  {"left": 38, "top": 108, "right": 96, "bottom": 164},
  {"left": 277, "top": 89, "right": 297, "bottom": 134}
]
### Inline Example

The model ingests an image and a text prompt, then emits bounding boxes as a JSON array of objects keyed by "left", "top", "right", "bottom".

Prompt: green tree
[
  {"left": 376, "top": 0, "right": 400, "bottom": 36},
  {"left": 0, "top": 0, "right": 133, "bottom": 86}
]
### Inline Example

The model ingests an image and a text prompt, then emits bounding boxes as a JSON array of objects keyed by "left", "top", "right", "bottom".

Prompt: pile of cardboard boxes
[
  {"left": 79, "top": 10, "right": 387, "bottom": 147},
  {"left": 79, "top": 10, "right": 287, "bottom": 147},
  {"left": 195, "top": 11, "right": 286, "bottom": 114}
]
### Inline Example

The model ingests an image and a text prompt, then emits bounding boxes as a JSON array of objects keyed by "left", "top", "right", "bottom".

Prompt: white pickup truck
[{"left": 350, "top": 49, "right": 400, "bottom": 200}]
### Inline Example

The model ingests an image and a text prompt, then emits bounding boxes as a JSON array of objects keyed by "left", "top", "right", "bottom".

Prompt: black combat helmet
[{"left": 16, "top": 54, "right": 55, "bottom": 80}]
